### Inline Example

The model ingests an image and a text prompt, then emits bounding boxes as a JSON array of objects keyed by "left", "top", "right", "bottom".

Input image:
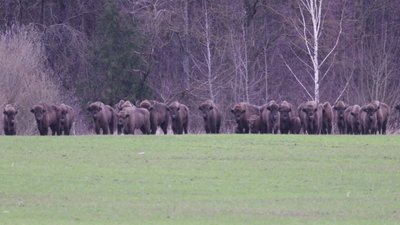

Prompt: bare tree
[{"left": 284, "top": 0, "right": 344, "bottom": 103}]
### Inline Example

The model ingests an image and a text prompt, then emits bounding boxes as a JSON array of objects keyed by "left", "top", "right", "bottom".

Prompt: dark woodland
[{"left": 1, "top": 0, "right": 400, "bottom": 134}]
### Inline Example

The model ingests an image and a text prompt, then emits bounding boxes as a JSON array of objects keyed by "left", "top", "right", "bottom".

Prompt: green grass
[{"left": 0, "top": 135, "right": 399, "bottom": 224}]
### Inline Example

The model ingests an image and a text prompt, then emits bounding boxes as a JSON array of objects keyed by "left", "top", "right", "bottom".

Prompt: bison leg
[
  {"left": 102, "top": 125, "right": 109, "bottom": 135},
  {"left": 117, "top": 125, "right": 123, "bottom": 135},
  {"left": 150, "top": 123, "right": 157, "bottom": 135},
  {"left": 140, "top": 127, "right": 146, "bottom": 134},
  {"left": 143, "top": 124, "right": 151, "bottom": 135},
  {"left": 95, "top": 126, "right": 101, "bottom": 135},
  {"left": 64, "top": 126, "right": 71, "bottom": 135},
  {"left": 382, "top": 121, "right": 387, "bottom": 135},
  {"left": 205, "top": 126, "right": 210, "bottom": 134},
  {"left": 160, "top": 122, "right": 168, "bottom": 135},
  {"left": 108, "top": 124, "right": 114, "bottom": 135},
  {"left": 40, "top": 127, "right": 48, "bottom": 136},
  {"left": 234, "top": 127, "right": 241, "bottom": 133},
  {"left": 216, "top": 122, "right": 221, "bottom": 134}
]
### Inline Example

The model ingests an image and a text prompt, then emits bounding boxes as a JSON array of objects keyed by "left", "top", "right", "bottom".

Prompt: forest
[{"left": 1, "top": 0, "right": 400, "bottom": 134}]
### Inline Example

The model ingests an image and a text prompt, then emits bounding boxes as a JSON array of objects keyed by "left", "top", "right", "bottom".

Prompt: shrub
[{"left": 0, "top": 25, "right": 62, "bottom": 135}]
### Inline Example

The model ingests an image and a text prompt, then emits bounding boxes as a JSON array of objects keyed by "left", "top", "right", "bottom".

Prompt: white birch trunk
[
  {"left": 183, "top": 0, "right": 190, "bottom": 89},
  {"left": 288, "top": 0, "right": 342, "bottom": 103},
  {"left": 204, "top": 0, "right": 214, "bottom": 101}
]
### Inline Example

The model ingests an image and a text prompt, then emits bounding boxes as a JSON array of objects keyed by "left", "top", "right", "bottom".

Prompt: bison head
[
  {"left": 302, "top": 103, "right": 318, "bottom": 121},
  {"left": 167, "top": 101, "right": 181, "bottom": 121},
  {"left": 362, "top": 104, "right": 378, "bottom": 123},
  {"left": 117, "top": 110, "right": 129, "bottom": 128},
  {"left": 87, "top": 102, "right": 104, "bottom": 120},
  {"left": 351, "top": 105, "right": 361, "bottom": 128},
  {"left": 248, "top": 115, "right": 260, "bottom": 133},
  {"left": 31, "top": 105, "right": 46, "bottom": 122},
  {"left": 333, "top": 101, "right": 347, "bottom": 120},
  {"left": 199, "top": 101, "right": 214, "bottom": 120},
  {"left": 4, "top": 105, "right": 17, "bottom": 127},
  {"left": 267, "top": 102, "right": 279, "bottom": 124},
  {"left": 231, "top": 104, "right": 246, "bottom": 123},
  {"left": 59, "top": 104, "right": 69, "bottom": 125},
  {"left": 140, "top": 100, "right": 153, "bottom": 111},
  {"left": 279, "top": 102, "right": 292, "bottom": 122}
]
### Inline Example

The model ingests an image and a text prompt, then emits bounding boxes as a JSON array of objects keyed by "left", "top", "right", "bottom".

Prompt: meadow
[{"left": 0, "top": 135, "right": 399, "bottom": 225}]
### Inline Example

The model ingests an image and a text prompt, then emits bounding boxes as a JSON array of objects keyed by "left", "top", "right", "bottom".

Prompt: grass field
[{"left": 0, "top": 135, "right": 399, "bottom": 225}]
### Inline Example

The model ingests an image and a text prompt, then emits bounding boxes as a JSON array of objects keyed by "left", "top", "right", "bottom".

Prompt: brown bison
[
  {"left": 114, "top": 100, "right": 134, "bottom": 112},
  {"left": 300, "top": 101, "right": 321, "bottom": 134},
  {"left": 361, "top": 103, "right": 378, "bottom": 134},
  {"left": 297, "top": 103, "right": 307, "bottom": 133},
  {"left": 345, "top": 105, "right": 362, "bottom": 135},
  {"left": 278, "top": 101, "right": 293, "bottom": 134},
  {"left": 114, "top": 100, "right": 134, "bottom": 134},
  {"left": 140, "top": 100, "right": 169, "bottom": 134},
  {"left": 372, "top": 101, "right": 390, "bottom": 135},
  {"left": 279, "top": 101, "right": 300, "bottom": 134},
  {"left": 57, "top": 104, "right": 74, "bottom": 135},
  {"left": 248, "top": 114, "right": 261, "bottom": 133},
  {"left": 290, "top": 116, "right": 302, "bottom": 134},
  {"left": 117, "top": 106, "right": 150, "bottom": 135},
  {"left": 167, "top": 101, "right": 189, "bottom": 134},
  {"left": 320, "top": 102, "right": 333, "bottom": 134},
  {"left": 31, "top": 103, "right": 60, "bottom": 135},
  {"left": 231, "top": 102, "right": 260, "bottom": 134},
  {"left": 261, "top": 100, "right": 280, "bottom": 134},
  {"left": 3, "top": 104, "right": 17, "bottom": 135},
  {"left": 198, "top": 100, "right": 222, "bottom": 134},
  {"left": 87, "top": 101, "right": 116, "bottom": 135},
  {"left": 333, "top": 101, "right": 348, "bottom": 134}
]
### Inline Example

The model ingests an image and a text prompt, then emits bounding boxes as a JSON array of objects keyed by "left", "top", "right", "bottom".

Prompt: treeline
[{"left": 0, "top": 0, "right": 400, "bottom": 134}]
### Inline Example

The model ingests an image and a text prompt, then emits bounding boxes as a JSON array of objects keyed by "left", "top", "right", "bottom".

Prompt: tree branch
[
  {"left": 280, "top": 54, "right": 314, "bottom": 100},
  {"left": 319, "top": 1, "right": 344, "bottom": 68}
]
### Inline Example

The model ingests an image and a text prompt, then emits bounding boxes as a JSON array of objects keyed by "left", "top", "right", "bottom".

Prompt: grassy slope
[{"left": 0, "top": 135, "right": 399, "bottom": 225}]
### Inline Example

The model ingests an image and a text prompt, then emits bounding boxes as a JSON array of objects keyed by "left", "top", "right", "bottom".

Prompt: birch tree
[
  {"left": 189, "top": 0, "right": 225, "bottom": 102},
  {"left": 284, "top": 0, "right": 344, "bottom": 103}
]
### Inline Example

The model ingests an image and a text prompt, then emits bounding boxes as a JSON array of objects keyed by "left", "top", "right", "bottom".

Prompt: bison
[
  {"left": 248, "top": 114, "right": 261, "bottom": 134},
  {"left": 278, "top": 101, "right": 293, "bottom": 134},
  {"left": 361, "top": 103, "right": 378, "bottom": 134},
  {"left": 290, "top": 116, "right": 302, "bottom": 134},
  {"left": 58, "top": 104, "right": 74, "bottom": 135},
  {"left": 140, "top": 100, "right": 169, "bottom": 134},
  {"left": 31, "top": 103, "right": 60, "bottom": 135},
  {"left": 117, "top": 106, "right": 150, "bottom": 135},
  {"left": 300, "top": 101, "right": 321, "bottom": 134},
  {"left": 3, "top": 104, "right": 17, "bottom": 135},
  {"left": 297, "top": 103, "right": 307, "bottom": 133},
  {"left": 279, "top": 101, "right": 300, "bottom": 134},
  {"left": 345, "top": 105, "right": 362, "bottom": 135},
  {"left": 87, "top": 101, "right": 116, "bottom": 135},
  {"left": 372, "top": 100, "right": 390, "bottom": 135},
  {"left": 167, "top": 101, "right": 189, "bottom": 134},
  {"left": 198, "top": 100, "right": 222, "bottom": 134},
  {"left": 320, "top": 102, "right": 333, "bottom": 134},
  {"left": 261, "top": 100, "right": 280, "bottom": 134},
  {"left": 114, "top": 100, "right": 134, "bottom": 134},
  {"left": 333, "top": 101, "right": 348, "bottom": 134},
  {"left": 231, "top": 102, "right": 260, "bottom": 134}
]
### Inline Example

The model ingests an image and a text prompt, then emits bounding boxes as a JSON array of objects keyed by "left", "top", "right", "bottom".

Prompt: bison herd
[
  {"left": 232, "top": 100, "right": 391, "bottom": 135},
  {"left": 1, "top": 99, "right": 398, "bottom": 136}
]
